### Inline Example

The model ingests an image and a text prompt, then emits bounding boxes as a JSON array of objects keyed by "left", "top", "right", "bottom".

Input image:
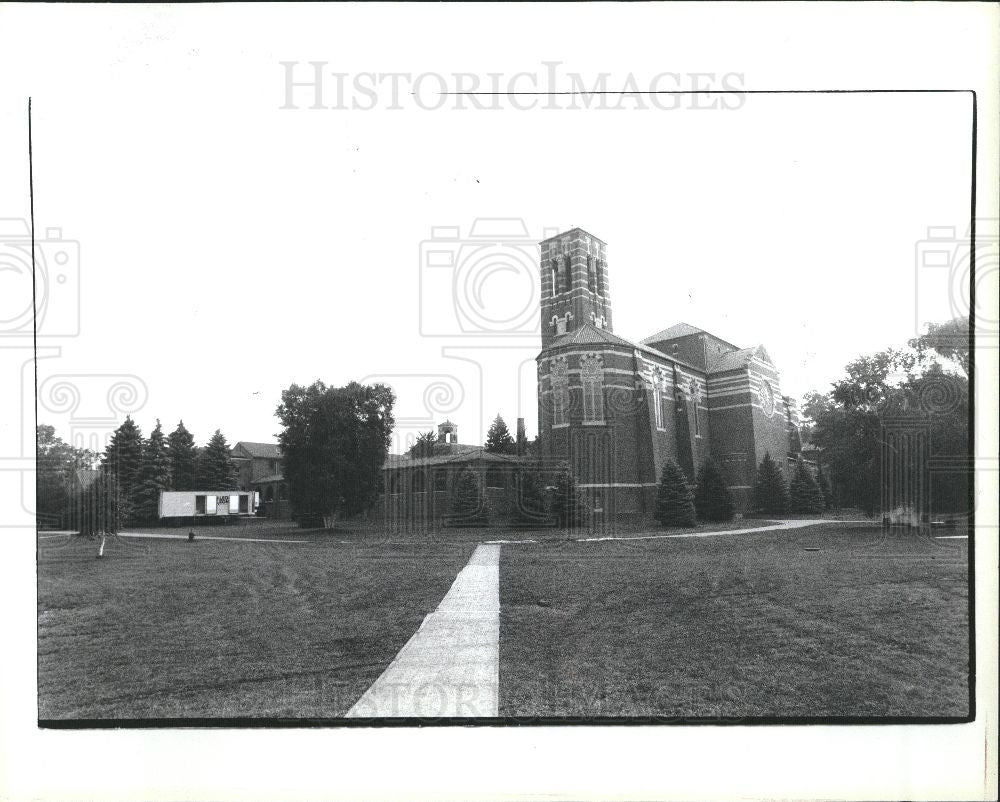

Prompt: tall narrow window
[
  {"left": 587, "top": 255, "right": 596, "bottom": 292},
  {"left": 563, "top": 256, "right": 572, "bottom": 293},
  {"left": 581, "top": 354, "right": 604, "bottom": 423},
  {"left": 691, "top": 380, "right": 701, "bottom": 435},
  {"left": 551, "top": 358, "right": 568, "bottom": 426},
  {"left": 551, "top": 258, "right": 560, "bottom": 295},
  {"left": 653, "top": 384, "right": 664, "bottom": 430},
  {"left": 595, "top": 259, "right": 604, "bottom": 296}
]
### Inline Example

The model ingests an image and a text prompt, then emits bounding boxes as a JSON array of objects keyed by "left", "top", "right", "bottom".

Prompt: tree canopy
[{"left": 276, "top": 380, "right": 395, "bottom": 523}]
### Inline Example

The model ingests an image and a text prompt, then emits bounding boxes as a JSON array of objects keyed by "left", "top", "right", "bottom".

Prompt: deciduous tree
[{"left": 276, "top": 380, "right": 395, "bottom": 527}]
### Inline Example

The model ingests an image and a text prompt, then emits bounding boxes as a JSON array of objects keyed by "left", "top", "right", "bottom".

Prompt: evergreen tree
[
  {"left": 515, "top": 464, "right": 547, "bottom": 524},
  {"left": 694, "top": 459, "right": 734, "bottom": 522},
  {"left": 196, "top": 429, "right": 238, "bottom": 490},
  {"left": 135, "top": 420, "right": 172, "bottom": 522},
  {"left": 789, "top": 458, "right": 825, "bottom": 515},
  {"left": 655, "top": 459, "right": 697, "bottom": 527},
  {"left": 167, "top": 420, "right": 197, "bottom": 491},
  {"left": 815, "top": 463, "right": 833, "bottom": 509},
  {"left": 551, "top": 464, "right": 589, "bottom": 529},
  {"left": 449, "top": 468, "right": 489, "bottom": 525},
  {"left": 102, "top": 416, "right": 144, "bottom": 519},
  {"left": 752, "top": 451, "right": 790, "bottom": 515},
  {"left": 484, "top": 413, "right": 516, "bottom": 454}
]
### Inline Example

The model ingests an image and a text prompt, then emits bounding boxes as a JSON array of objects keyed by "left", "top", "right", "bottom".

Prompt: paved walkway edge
[{"left": 346, "top": 543, "right": 500, "bottom": 718}]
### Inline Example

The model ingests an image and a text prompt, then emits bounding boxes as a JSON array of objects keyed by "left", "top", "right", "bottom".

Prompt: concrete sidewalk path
[
  {"left": 577, "top": 518, "right": 873, "bottom": 543},
  {"left": 346, "top": 543, "right": 500, "bottom": 718}
]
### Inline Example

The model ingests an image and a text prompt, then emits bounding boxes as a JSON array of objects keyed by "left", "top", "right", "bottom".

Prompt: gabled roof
[
  {"left": 707, "top": 344, "right": 774, "bottom": 374},
  {"left": 541, "top": 322, "right": 708, "bottom": 374},
  {"left": 640, "top": 322, "right": 706, "bottom": 344},
  {"left": 233, "top": 441, "right": 282, "bottom": 459},
  {"left": 382, "top": 447, "right": 526, "bottom": 470},
  {"left": 708, "top": 347, "right": 756, "bottom": 373}
]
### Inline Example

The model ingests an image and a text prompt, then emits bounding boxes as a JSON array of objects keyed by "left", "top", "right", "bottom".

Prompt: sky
[{"left": 0, "top": 5, "right": 979, "bottom": 457}]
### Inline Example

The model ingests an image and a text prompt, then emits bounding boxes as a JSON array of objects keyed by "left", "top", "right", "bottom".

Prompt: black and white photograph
[{"left": 1, "top": 3, "right": 996, "bottom": 801}]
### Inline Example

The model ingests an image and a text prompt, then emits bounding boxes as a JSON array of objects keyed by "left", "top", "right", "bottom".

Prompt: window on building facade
[
  {"left": 653, "top": 384, "right": 664, "bottom": 430},
  {"left": 581, "top": 355, "right": 604, "bottom": 423},
  {"left": 486, "top": 467, "right": 505, "bottom": 489},
  {"left": 412, "top": 471, "right": 426, "bottom": 493},
  {"left": 434, "top": 470, "right": 448, "bottom": 492},
  {"left": 595, "top": 259, "right": 604, "bottom": 295},
  {"left": 587, "top": 255, "right": 596, "bottom": 293},
  {"left": 551, "top": 358, "right": 569, "bottom": 426},
  {"left": 556, "top": 315, "right": 567, "bottom": 335},
  {"left": 691, "top": 380, "right": 701, "bottom": 436}
]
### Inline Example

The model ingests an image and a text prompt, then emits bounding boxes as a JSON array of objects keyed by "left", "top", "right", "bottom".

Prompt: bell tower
[{"left": 539, "top": 228, "right": 612, "bottom": 348}]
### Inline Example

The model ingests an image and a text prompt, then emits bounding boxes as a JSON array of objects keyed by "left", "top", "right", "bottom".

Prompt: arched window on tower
[
  {"left": 587, "top": 255, "right": 596, "bottom": 293},
  {"left": 595, "top": 259, "right": 605, "bottom": 296},
  {"left": 550, "top": 258, "right": 560, "bottom": 296}
]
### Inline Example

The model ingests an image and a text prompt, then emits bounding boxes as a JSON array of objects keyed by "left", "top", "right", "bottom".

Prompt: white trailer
[{"left": 159, "top": 490, "right": 257, "bottom": 519}]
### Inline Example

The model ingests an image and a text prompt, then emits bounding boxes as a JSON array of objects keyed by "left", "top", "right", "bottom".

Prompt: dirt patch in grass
[
  {"left": 37, "top": 532, "right": 474, "bottom": 719},
  {"left": 499, "top": 523, "right": 969, "bottom": 718}
]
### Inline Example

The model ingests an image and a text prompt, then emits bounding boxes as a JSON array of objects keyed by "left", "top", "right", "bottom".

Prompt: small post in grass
[{"left": 188, "top": 530, "right": 195, "bottom": 542}]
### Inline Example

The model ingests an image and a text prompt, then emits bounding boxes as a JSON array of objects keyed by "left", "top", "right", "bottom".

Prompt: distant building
[
  {"left": 231, "top": 441, "right": 289, "bottom": 519},
  {"left": 378, "top": 421, "right": 526, "bottom": 527}
]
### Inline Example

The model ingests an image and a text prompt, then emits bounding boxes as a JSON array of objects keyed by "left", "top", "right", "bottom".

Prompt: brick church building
[{"left": 536, "top": 227, "right": 800, "bottom": 521}]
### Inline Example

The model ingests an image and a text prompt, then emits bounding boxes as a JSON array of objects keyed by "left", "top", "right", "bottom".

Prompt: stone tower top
[
  {"left": 539, "top": 228, "right": 612, "bottom": 348},
  {"left": 437, "top": 420, "right": 458, "bottom": 444}
]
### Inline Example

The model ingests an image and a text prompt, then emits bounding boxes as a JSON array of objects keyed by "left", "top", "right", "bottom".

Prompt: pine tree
[
  {"left": 135, "top": 420, "right": 172, "bottom": 522},
  {"left": 655, "top": 459, "right": 697, "bottom": 527},
  {"left": 484, "top": 413, "right": 516, "bottom": 454},
  {"left": 196, "top": 429, "right": 238, "bottom": 490},
  {"left": 167, "top": 420, "right": 197, "bottom": 491},
  {"left": 551, "top": 464, "right": 589, "bottom": 529},
  {"left": 789, "top": 458, "right": 825, "bottom": 515},
  {"left": 694, "top": 459, "right": 734, "bottom": 522},
  {"left": 102, "top": 416, "right": 144, "bottom": 521},
  {"left": 449, "top": 468, "right": 488, "bottom": 525},
  {"left": 752, "top": 451, "right": 790, "bottom": 515},
  {"left": 815, "top": 463, "right": 833, "bottom": 509}
]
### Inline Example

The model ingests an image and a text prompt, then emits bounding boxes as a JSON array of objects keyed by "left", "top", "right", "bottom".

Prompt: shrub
[
  {"left": 515, "top": 465, "right": 549, "bottom": 525},
  {"left": 789, "top": 459, "right": 825, "bottom": 514},
  {"left": 551, "top": 465, "right": 589, "bottom": 529},
  {"left": 815, "top": 463, "right": 833, "bottom": 509},
  {"left": 655, "top": 460, "right": 697, "bottom": 527},
  {"left": 448, "top": 468, "right": 489, "bottom": 526},
  {"left": 753, "top": 451, "right": 790, "bottom": 515},
  {"left": 694, "top": 460, "right": 734, "bottom": 522}
]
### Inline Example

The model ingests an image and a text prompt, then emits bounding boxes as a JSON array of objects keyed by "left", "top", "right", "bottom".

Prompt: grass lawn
[
  {"left": 37, "top": 526, "right": 474, "bottom": 720},
  {"left": 499, "top": 523, "right": 970, "bottom": 718}
]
